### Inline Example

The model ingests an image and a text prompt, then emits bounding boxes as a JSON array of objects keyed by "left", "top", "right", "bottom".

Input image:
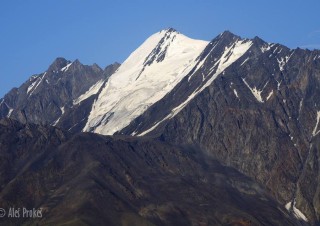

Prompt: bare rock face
[
  {"left": 0, "top": 119, "right": 307, "bottom": 226},
  {"left": 120, "top": 32, "right": 320, "bottom": 225},
  {"left": 0, "top": 58, "right": 120, "bottom": 132}
]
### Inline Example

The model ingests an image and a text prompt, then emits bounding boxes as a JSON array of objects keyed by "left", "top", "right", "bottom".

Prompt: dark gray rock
[
  {"left": 120, "top": 32, "right": 320, "bottom": 225},
  {"left": 0, "top": 119, "right": 307, "bottom": 226},
  {"left": 0, "top": 58, "right": 120, "bottom": 133}
]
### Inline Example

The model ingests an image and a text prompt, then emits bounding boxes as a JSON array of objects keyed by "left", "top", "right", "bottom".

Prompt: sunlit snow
[
  {"left": 233, "top": 89, "right": 239, "bottom": 99},
  {"left": 73, "top": 80, "right": 105, "bottom": 105},
  {"left": 260, "top": 44, "right": 271, "bottom": 53},
  {"left": 61, "top": 63, "right": 72, "bottom": 72},
  {"left": 84, "top": 29, "right": 208, "bottom": 135},
  {"left": 7, "top": 108, "right": 13, "bottom": 118},
  {"left": 52, "top": 106, "right": 65, "bottom": 126},
  {"left": 27, "top": 72, "right": 47, "bottom": 96},
  {"left": 312, "top": 111, "right": 320, "bottom": 136},
  {"left": 138, "top": 39, "right": 253, "bottom": 136},
  {"left": 266, "top": 90, "right": 273, "bottom": 101},
  {"left": 285, "top": 201, "right": 308, "bottom": 222},
  {"left": 242, "top": 78, "right": 264, "bottom": 103}
]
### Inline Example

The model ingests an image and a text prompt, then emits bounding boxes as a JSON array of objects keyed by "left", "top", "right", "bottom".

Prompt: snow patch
[
  {"left": 285, "top": 201, "right": 308, "bottom": 222},
  {"left": 61, "top": 62, "right": 72, "bottom": 72},
  {"left": 277, "top": 58, "right": 286, "bottom": 71},
  {"left": 211, "top": 40, "right": 253, "bottom": 75},
  {"left": 188, "top": 41, "right": 219, "bottom": 81},
  {"left": 276, "top": 79, "right": 282, "bottom": 90},
  {"left": 260, "top": 44, "right": 271, "bottom": 53},
  {"left": 52, "top": 106, "right": 65, "bottom": 126},
  {"left": 233, "top": 89, "right": 239, "bottom": 99},
  {"left": 299, "top": 99, "right": 303, "bottom": 114},
  {"left": 242, "top": 78, "right": 264, "bottom": 103},
  {"left": 277, "top": 54, "right": 293, "bottom": 72},
  {"left": 138, "top": 114, "right": 172, "bottom": 136},
  {"left": 27, "top": 80, "right": 38, "bottom": 94},
  {"left": 7, "top": 108, "right": 13, "bottom": 118},
  {"left": 266, "top": 90, "right": 273, "bottom": 101},
  {"left": 240, "top": 57, "right": 249, "bottom": 66},
  {"left": 74, "top": 80, "right": 105, "bottom": 105},
  {"left": 312, "top": 111, "right": 320, "bottom": 136},
  {"left": 270, "top": 43, "right": 276, "bottom": 48},
  {"left": 27, "top": 72, "right": 46, "bottom": 96},
  {"left": 286, "top": 50, "right": 295, "bottom": 63},
  {"left": 29, "top": 75, "right": 40, "bottom": 81}
]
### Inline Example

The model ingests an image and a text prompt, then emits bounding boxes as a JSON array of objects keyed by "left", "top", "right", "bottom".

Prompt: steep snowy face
[
  {"left": 137, "top": 38, "right": 253, "bottom": 136},
  {"left": 84, "top": 29, "right": 208, "bottom": 135}
]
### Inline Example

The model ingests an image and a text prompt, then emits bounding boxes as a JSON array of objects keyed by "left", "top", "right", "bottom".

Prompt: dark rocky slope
[
  {"left": 120, "top": 32, "right": 320, "bottom": 225},
  {"left": 0, "top": 58, "right": 120, "bottom": 132},
  {"left": 0, "top": 119, "right": 307, "bottom": 226}
]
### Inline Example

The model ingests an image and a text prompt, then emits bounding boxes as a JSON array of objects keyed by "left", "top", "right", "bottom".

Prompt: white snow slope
[
  {"left": 84, "top": 29, "right": 208, "bottom": 135},
  {"left": 138, "top": 38, "right": 253, "bottom": 136}
]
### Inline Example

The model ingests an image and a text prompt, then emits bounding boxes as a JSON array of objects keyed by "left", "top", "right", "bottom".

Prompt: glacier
[{"left": 84, "top": 29, "right": 208, "bottom": 135}]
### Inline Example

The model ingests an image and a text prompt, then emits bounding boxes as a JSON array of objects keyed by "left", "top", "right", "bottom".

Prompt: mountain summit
[
  {"left": 84, "top": 28, "right": 255, "bottom": 136},
  {"left": 1, "top": 28, "right": 320, "bottom": 225},
  {"left": 0, "top": 58, "right": 119, "bottom": 129},
  {"left": 84, "top": 28, "right": 208, "bottom": 135}
]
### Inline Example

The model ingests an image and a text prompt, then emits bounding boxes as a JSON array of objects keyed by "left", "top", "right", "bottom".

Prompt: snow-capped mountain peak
[{"left": 84, "top": 29, "right": 209, "bottom": 135}]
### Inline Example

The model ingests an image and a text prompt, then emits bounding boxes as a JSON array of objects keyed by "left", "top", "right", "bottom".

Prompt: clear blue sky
[{"left": 1, "top": 0, "right": 320, "bottom": 97}]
